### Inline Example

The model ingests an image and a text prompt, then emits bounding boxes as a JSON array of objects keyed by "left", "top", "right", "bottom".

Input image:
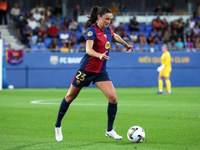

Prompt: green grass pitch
[{"left": 0, "top": 87, "right": 199, "bottom": 150}]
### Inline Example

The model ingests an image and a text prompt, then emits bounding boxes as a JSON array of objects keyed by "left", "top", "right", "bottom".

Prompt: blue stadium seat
[
  {"left": 75, "top": 44, "right": 81, "bottom": 49},
  {"left": 134, "top": 31, "right": 139, "bottom": 36},
  {"left": 154, "top": 44, "right": 163, "bottom": 51},
  {"left": 143, "top": 44, "right": 150, "bottom": 52},
  {"left": 111, "top": 44, "right": 117, "bottom": 51},
  {"left": 127, "top": 31, "right": 132, "bottom": 36},
  {"left": 4, "top": 45, "right": 7, "bottom": 50},
  {"left": 153, "top": 31, "right": 157, "bottom": 36},
  {"left": 58, "top": 31, "right": 63, "bottom": 36},
  {"left": 67, "top": 30, "right": 71, "bottom": 35},
  {"left": 193, "top": 18, "right": 199, "bottom": 23},
  {"left": 143, "top": 31, "right": 150, "bottom": 38},
  {"left": 38, "top": 45, "right": 47, "bottom": 51},
  {"left": 49, "top": 17, "right": 56, "bottom": 23},
  {"left": 59, "top": 18, "right": 65, "bottom": 23},
  {"left": 145, "top": 25, "right": 152, "bottom": 32},
  {"left": 153, "top": 44, "right": 159, "bottom": 52},
  {"left": 75, "top": 31, "right": 83, "bottom": 40},
  {"left": 56, "top": 38, "right": 62, "bottom": 45},
  {"left": 123, "top": 24, "right": 129, "bottom": 32},
  {"left": 78, "top": 24, "right": 85, "bottom": 31},
  {"left": 134, "top": 44, "right": 141, "bottom": 52},
  {"left": 139, "top": 24, "right": 145, "bottom": 31},
  {"left": 30, "top": 45, "right": 39, "bottom": 52},
  {"left": 44, "top": 38, "right": 52, "bottom": 47}
]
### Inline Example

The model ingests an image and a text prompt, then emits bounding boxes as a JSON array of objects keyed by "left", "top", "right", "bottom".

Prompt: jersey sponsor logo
[
  {"left": 87, "top": 31, "right": 93, "bottom": 36},
  {"left": 105, "top": 41, "right": 110, "bottom": 49}
]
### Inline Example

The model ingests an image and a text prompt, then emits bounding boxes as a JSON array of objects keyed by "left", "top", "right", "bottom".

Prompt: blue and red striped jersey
[{"left": 79, "top": 24, "right": 114, "bottom": 73}]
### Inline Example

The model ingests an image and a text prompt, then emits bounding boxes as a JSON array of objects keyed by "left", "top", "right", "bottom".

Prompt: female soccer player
[
  {"left": 156, "top": 44, "right": 172, "bottom": 94},
  {"left": 55, "top": 6, "right": 133, "bottom": 141}
]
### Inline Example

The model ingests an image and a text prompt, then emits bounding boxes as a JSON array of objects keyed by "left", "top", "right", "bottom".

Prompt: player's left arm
[{"left": 112, "top": 33, "right": 133, "bottom": 51}]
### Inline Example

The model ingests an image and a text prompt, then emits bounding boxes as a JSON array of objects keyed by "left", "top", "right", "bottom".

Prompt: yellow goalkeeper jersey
[{"left": 161, "top": 51, "right": 171, "bottom": 70}]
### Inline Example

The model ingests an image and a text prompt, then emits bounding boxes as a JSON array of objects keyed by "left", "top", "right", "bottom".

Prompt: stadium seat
[
  {"left": 123, "top": 24, "right": 129, "bottom": 32},
  {"left": 3, "top": 45, "right": 7, "bottom": 50},
  {"left": 67, "top": 30, "right": 71, "bottom": 35},
  {"left": 111, "top": 44, "right": 117, "bottom": 51},
  {"left": 30, "top": 45, "right": 39, "bottom": 52},
  {"left": 154, "top": 44, "right": 163, "bottom": 52},
  {"left": 75, "top": 44, "right": 81, "bottom": 49},
  {"left": 49, "top": 17, "right": 56, "bottom": 23},
  {"left": 134, "top": 44, "right": 141, "bottom": 52},
  {"left": 30, "top": 44, "right": 38, "bottom": 49},
  {"left": 127, "top": 31, "right": 132, "bottom": 36},
  {"left": 75, "top": 31, "right": 83, "bottom": 40},
  {"left": 145, "top": 25, "right": 152, "bottom": 32},
  {"left": 143, "top": 31, "right": 150, "bottom": 38},
  {"left": 38, "top": 45, "right": 47, "bottom": 51},
  {"left": 139, "top": 24, "right": 145, "bottom": 31},
  {"left": 56, "top": 38, "right": 62, "bottom": 45},
  {"left": 134, "top": 31, "right": 139, "bottom": 36},
  {"left": 59, "top": 18, "right": 65, "bottom": 23},
  {"left": 44, "top": 38, "right": 52, "bottom": 47},
  {"left": 143, "top": 44, "right": 150, "bottom": 52},
  {"left": 78, "top": 24, "right": 84, "bottom": 31},
  {"left": 58, "top": 31, "right": 63, "bottom": 36}
]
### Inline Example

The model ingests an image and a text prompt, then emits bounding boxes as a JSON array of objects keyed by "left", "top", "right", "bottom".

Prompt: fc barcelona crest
[
  {"left": 105, "top": 41, "right": 110, "bottom": 49},
  {"left": 7, "top": 50, "right": 23, "bottom": 65},
  {"left": 50, "top": 55, "right": 58, "bottom": 65}
]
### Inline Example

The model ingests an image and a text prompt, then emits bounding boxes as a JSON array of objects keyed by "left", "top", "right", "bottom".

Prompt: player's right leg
[
  {"left": 95, "top": 81, "right": 122, "bottom": 140},
  {"left": 156, "top": 74, "right": 163, "bottom": 94},
  {"left": 55, "top": 84, "right": 82, "bottom": 141}
]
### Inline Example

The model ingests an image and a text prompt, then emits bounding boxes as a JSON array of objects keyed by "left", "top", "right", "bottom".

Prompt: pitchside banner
[
  {"left": 5, "top": 52, "right": 200, "bottom": 88},
  {"left": 7, "top": 50, "right": 23, "bottom": 65}
]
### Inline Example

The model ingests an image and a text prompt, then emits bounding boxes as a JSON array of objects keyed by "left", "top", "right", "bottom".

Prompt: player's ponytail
[{"left": 84, "top": 6, "right": 111, "bottom": 30}]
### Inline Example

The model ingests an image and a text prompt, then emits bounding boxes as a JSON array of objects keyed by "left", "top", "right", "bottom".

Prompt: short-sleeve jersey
[
  {"left": 78, "top": 24, "right": 114, "bottom": 73},
  {"left": 161, "top": 51, "right": 172, "bottom": 70}
]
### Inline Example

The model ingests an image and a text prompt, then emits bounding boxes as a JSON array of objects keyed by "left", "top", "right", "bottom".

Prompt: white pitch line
[{"left": 30, "top": 99, "right": 200, "bottom": 107}]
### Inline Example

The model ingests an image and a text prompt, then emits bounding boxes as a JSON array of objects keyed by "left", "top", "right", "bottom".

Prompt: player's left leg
[
  {"left": 164, "top": 76, "right": 171, "bottom": 94},
  {"left": 95, "top": 81, "right": 122, "bottom": 140}
]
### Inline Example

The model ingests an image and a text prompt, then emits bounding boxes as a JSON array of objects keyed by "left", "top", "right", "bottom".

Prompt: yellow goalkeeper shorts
[{"left": 159, "top": 68, "right": 171, "bottom": 77}]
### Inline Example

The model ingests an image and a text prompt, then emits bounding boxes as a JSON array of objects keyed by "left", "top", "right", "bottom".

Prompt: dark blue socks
[
  {"left": 55, "top": 97, "right": 70, "bottom": 127},
  {"left": 107, "top": 102, "right": 117, "bottom": 131}
]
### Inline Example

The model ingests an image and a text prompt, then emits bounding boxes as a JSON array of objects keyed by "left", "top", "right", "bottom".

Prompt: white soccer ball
[
  {"left": 127, "top": 126, "right": 145, "bottom": 143},
  {"left": 8, "top": 85, "right": 14, "bottom": 89}
]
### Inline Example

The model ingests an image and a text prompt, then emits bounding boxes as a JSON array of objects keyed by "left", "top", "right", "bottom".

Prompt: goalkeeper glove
[{"left": 157, "top": 65, "right": 165, "bottom": 72}]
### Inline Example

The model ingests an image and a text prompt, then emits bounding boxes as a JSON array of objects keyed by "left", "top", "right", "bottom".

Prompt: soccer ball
[{"left": 127, "top": 126, "right": 145, "bottom": 143}]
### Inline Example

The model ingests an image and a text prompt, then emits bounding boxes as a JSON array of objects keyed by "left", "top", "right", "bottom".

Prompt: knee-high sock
[
  {"left": 55, "top": 97, "right": 70, "bottom": 127},
  {"left": 107, "top": 102, "right": 117, "bottom": 131},
  {"left": 158, "top": 79, "right": 163, "bottom": 91},
  {"left": 165, "top": 79, "right": 171, "bottom": 92}
]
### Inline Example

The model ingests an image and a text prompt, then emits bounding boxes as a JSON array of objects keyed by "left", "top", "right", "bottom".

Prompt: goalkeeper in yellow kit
[{"left": 156, "top": 44, "right": 172, "bottom": 94}]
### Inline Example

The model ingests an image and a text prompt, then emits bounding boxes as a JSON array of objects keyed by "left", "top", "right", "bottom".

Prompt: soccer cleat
[
  {"left": 105, "top": 129, "right": 123, "bottom": 140},
  {"left": 165, "top": 92, "right": 171, "bottom": 95},
  {"left": 55, "top": 127, "right": 63, "bottom": 142},
  {"left": 156, "top": 91, "right": 163, "bottom": 94}
]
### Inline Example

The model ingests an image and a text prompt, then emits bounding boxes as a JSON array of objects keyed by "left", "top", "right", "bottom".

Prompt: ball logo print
[{"left": 127, "top": 126, "right": 145, "bottom": 143}]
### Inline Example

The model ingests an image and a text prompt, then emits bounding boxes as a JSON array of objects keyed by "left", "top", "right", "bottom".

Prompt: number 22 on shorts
[{"left": 76, "top": 71, "right": 86, "bottom": 81}]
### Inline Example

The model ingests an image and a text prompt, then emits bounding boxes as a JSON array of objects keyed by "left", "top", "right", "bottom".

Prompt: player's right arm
[{"left": 86, "top": 40, "right": 110, "bottom": 61}]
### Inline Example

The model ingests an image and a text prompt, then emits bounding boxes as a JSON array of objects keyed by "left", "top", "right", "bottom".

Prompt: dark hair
[{"left": 84, "top": 6, "right": 112, "bottom": 30}]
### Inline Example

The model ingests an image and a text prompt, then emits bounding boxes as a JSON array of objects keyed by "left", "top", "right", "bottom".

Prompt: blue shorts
[{"left": 71, "top": 70, "right": 111, "bottom": 88}]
